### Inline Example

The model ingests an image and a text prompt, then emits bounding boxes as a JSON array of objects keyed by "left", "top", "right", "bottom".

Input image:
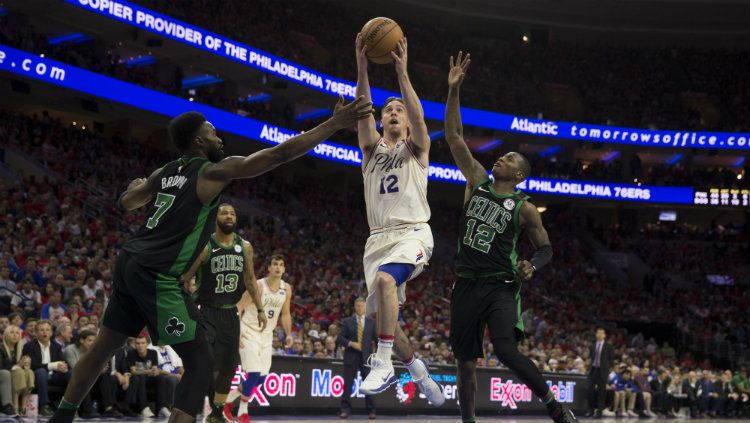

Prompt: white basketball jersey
[
  {"left": 241, "top": 277, "right": 287, "bottom": 342},
  {"left": 363, "top": 139, "right": 430, "bottom": 230}
]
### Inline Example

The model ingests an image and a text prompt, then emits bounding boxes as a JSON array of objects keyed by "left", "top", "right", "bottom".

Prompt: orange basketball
[{"left": 361, "top": 17, "right": 404, "bottom": 64}]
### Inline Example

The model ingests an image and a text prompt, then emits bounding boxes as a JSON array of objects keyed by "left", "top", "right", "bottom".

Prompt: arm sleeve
[{"left": 529, "top": 244, "right": 553, "bottom": 270}]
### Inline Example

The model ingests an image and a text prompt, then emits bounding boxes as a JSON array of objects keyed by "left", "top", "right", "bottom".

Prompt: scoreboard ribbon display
[
  {"left": 227, "top": 356, "right": 588, "bottom": 416},
  {"left": 0, "top": 44, "right": 745, "bottom": 207},
  {"left": 63, "top": 0, "right": 750, "bottom": 150}
]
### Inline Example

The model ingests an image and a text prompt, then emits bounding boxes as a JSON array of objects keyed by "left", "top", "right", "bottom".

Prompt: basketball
[{"left": 361, "top": 17, "right": 404, "bottom": 64}]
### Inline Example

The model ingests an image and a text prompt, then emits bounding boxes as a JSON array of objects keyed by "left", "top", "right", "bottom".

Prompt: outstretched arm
[
  {"left": 198, "top": 96, "right": 372, "bottom": 201},
  {"left": 517, "top": 201, "right": 552, "bottom": 281},
  {"left": 392, "top": 38, "right": 430, "bottom": 159},
  {"left": 118, "top": 167, "right": 162, "bottom": 211},
  {"left": 355, "top": 33, "right": 380, "bottom": 157},
  {"left": 445, "top": 52, "right": 487, "bottom": 189}
]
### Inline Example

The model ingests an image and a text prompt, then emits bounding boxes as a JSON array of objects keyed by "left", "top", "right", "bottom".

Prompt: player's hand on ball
[
  {"left": 518, "top": 260, "right": 534, "bottom": 281},
  {"left": 331, "top": 95, "right": 374, "bottom": 128},
  {"left": 284, "top": 336, "right": 294, "bottom": 349},
  {"left": 257, "top": 310, "right": 268, "bottom": 331},
  {"left": 390, "top": 37, "right": 408, "bottom": 74},
  {"left": 448, "top": 51, "right": 471, "bottom": 88},
  {"left": 127, "top": 177, "right": 147, "bottom": 191},
  {"left": 355, "top": 33, "right": 368, "bottom": 70}
]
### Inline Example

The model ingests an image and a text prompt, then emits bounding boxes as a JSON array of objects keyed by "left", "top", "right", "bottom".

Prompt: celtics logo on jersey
[
  {"left": 462, "top": 195, "right": 513, "bottom": 253},
  {"left": 209, "top": 254, "right": 243, "bottom": 294},
  {"left": 197, "top": 234, "right": 247, "bottom": 306},
  {"left": 165, "top": 317, "right": 186, "bottom": 336}
]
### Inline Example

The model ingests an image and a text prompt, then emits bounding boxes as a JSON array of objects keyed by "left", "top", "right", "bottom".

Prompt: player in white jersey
[
  {"left": 354, "top": 33, "right": 444, "bottom": 405},
  {"left": 224, "top": 254, "right": 292, "bottom": 423}
]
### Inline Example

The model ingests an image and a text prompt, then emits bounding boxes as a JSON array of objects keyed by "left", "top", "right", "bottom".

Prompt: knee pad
[
  {"left": 378, "top": 263, "right": 414, "bottom": 286},
  {"left": 241, "top": 372, "right": 261, "bottom": 396}
]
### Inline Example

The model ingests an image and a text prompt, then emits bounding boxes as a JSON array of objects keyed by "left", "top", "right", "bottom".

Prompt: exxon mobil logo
[
  {"left": 490, "top": 378, "right": 576, "bottom": 409},
  {"left": 310, "top": 369, "right": 367, "bottom": 398},
  {"left": 231, "top": 367, "right": 297, "bottom": 407}
]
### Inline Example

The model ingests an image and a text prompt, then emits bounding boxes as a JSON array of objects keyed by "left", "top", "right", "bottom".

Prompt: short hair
[
  {"left": 354, "top": 297, "right": 366, "bottom": 304},
  {"left": 380, "top": 97, "right": 405, "bottom": 119},
  {"left": 218, "top": 203, "right": 235, "bottom": 211},
  {"left": 269, "top": 253, "right": 285, "bottom": 265},
  {"left": 76, "top": 330, "right": 97, "bottom": 345},
  {"left": 596, "top": 326, "right": 606, "bottom": 332},
  {"left": 515, "top": 152, "right": 531, "bottom": 180},
  {"left": 168, "top": 111, "right": 206, "bottom": 153},
  {"left": 37, "top": 320, "right": 53, "bottom": 330},
  {"left": 55, "top": 323, "right": 72, "bottom": 337},
  {"left": 383, "top": 97, "right": 403, "bottom": 108}
]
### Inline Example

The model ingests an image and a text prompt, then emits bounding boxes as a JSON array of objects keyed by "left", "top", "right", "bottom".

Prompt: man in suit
[
  {"left": 588, "top": 327, "right": 614, "bottom": 418},
  {"left": 337, "top": 298, "right": 377, "bottom": 419},
  {"left": 22, "top": 320, "right": 70, "bottom": 416},
  {"left": 650, "top": 369, "right": 672, "bottom": 416}
]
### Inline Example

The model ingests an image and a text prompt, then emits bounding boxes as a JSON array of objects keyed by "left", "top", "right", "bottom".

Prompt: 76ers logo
[{"left": 396, "top": 373, "right": 417, "bottom": 404}]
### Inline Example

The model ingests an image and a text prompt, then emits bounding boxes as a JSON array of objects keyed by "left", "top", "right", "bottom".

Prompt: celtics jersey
[
  {"left": 196, "top": 233, "right": 246, "bottom": 306},
  {"left": 455, "top": 179, "right": 529, "bottom": 278},
  {"left": 123, "top": 157, "right": 219, "bottom": 278}
]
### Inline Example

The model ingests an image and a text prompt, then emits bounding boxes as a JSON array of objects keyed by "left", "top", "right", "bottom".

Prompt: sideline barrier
[
  {"left": 228, "top": 356, "right": 588, "bottom": 416},
  {"left": 1, "top": 44, "right": 747, "bottom": 207},
  {"left": 64, "top": 0, "right": 750, "bottom": 150}
]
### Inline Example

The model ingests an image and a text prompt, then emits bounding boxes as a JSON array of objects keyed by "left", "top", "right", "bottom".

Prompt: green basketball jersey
[
  {"left": 196, "top": 233, "right": 246, "bottom": 306},
  {"left": 455, "top": 179, "right": 529, "bottom": 278},
  {"left": 123, "top": 157, "right": 219, "bottom": 278}
]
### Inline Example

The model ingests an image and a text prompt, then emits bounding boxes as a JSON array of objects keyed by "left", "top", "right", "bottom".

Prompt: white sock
[
  {"left": 376, "top": 339, "right": 393, "bottom": 363},
  {"left": 405, "top": 354, "right": 427, "bottom": 379},
  {"left": 238, "top": 397, "right": 248, "bottom": 416}
]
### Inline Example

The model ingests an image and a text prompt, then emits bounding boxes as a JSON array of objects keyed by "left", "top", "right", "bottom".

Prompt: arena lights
[
  {"left": 63, "top": 0, "right": 750, "bottom": 150},
  {"left": 0, "top": 44, "right": 746, "bottom": 207}
]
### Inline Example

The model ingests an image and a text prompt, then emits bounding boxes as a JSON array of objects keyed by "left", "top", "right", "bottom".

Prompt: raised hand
[
  {"left": 448, "top": 51, "right": 471, "bottom": 88},
  {"left": 390, "top": 37, "right": 408, "bottom": 75},
  {"left": 330, "top": 95, "right": 374, "bottom": 129},
  {"left": 355, "top": 33, "right": 368, "bottom": 71}
]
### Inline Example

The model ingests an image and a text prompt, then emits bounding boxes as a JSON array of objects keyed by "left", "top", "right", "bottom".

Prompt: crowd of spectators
[
  {"left": 5, "top": 2, "right": 750, "bottom": 134},
  {"left": 595, "top": 220, "right": 750, "bottom": 350},
  {"left": 2, "top": 12, "right": 748, "bottom": 191},
  {"left": 130, "top": 0, "right": 750, "bottom": 132},
  {"left": 1, "top": 105, "right": 749, "bottom": 418}
]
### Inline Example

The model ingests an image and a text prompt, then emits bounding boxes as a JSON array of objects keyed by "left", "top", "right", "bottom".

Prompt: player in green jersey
[{"left": 444, "top": 52, "right": 577, "bottom": 423}]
